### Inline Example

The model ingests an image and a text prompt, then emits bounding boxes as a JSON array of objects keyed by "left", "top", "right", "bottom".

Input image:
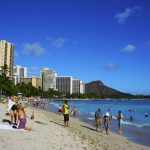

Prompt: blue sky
[{"left": 0, "top": 0, "right": 150, "bottom": 95}]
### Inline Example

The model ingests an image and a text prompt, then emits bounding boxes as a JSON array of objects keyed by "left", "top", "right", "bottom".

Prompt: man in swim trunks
[{"left": 16, "top": 105, "right": 31, "bottom": 131}]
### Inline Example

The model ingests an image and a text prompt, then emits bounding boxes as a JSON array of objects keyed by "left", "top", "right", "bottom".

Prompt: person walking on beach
[
  {"left": 71, "top": 106, "right": 77, "bottom": 117},
  {"left": 116, "top": 111, "right": 124, "bottom": 134},
  {"left": 103, "top": 112, "right": 110, "bottom": 134},
  {"left": 95, "top": 108, "right": 103, "bottom": 132},
  {"left": 62, "top": 100, "right": 70, "bottom": 127}
]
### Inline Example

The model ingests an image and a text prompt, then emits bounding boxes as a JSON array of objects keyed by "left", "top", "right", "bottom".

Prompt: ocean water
[{"left": 47, "top": 99, "right": 150, "bottom": 147}]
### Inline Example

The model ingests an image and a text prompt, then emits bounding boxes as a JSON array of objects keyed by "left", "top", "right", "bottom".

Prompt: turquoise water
[{"left": 48, "top": 99, "right": 150, "bottom": 147}]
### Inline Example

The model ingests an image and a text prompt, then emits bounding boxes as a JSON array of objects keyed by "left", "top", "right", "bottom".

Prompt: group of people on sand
[
  {"left": 3, "top": 97, "right": 31, "bottom": 131},
  {"left": 58, "top": 100, "right": 124, "bottom": 134},
  {"left": 95, "top": 108, "right": 123, "bottom": 134}
]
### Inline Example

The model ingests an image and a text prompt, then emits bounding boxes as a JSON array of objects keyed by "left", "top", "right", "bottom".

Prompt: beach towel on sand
[{"left": 0, "top": 124, "right": 24, "bottom": 131}]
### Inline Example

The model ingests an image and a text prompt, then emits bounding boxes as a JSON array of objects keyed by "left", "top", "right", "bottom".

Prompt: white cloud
[
  {"left": 104, "top": 63, "right": 117, "bottom": 70},
  {"left": 50, "top": 38, "right": 67, "bottom": 48},
  {"left": 114, "top": 6, "right": 140, "bottom": 24},
  {"left": 121, "top": 44, "right": 136, "bottom": 52},
  {"left": 23, "top": 42, "right": 45, "bottom": 56}
]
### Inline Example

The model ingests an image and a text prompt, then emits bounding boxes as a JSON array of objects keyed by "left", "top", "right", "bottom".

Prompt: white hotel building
[
  {"left": 56, "top": 76, "right": 85, "bottom": 94},
  {"left": 13, "top": 65, "right": 27, "bottom": 84},
  {"left": 41, "top": 68, "right": 57, "bottom": 91}
]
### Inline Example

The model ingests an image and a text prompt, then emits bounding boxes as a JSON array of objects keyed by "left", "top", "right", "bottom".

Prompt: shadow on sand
[
  {"left": 35, "top": 121, "right": 47, "bottom": 125},
  {"left": 80, "top": 125, "right": 97, "bottom": 132},
  {"left": 49, "top": 120, "right": 64, "bottom": 127}
]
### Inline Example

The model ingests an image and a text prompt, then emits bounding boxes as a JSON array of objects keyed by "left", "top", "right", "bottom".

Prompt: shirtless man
[{"left": 16, "top": 105, "right": 31, "bottom": 131}]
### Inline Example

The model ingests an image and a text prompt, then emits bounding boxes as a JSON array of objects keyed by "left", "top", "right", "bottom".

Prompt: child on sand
[{"left": 30, "top": 111, "right": 34, "bottom": 120}]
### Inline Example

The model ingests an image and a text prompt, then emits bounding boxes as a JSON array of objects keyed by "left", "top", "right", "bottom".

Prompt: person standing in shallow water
[
  {"left": 58, "top": 105, "right": 62, "bottom": 115},
  {"left": 107, "top": 108, "right": 112, "bottom": 130},
  {"left": 63, "top": 100, "right": 70, "bottom": 127},
  {"left": 71, "top": 106, "right": 77, "bottom": 117},
  {"left": 116, "top": 111, "right": 124, "bottom": 134},
  {"left": 103, "top": 112, "right": 110, "bottom": 134},
  {"left": 95, "top": 108, "right": 103, "bottom": 132}
]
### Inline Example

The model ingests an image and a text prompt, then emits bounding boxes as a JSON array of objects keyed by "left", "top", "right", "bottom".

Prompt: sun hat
[{"left": 105, "top": 112, "right": 110, "bottom": 116}]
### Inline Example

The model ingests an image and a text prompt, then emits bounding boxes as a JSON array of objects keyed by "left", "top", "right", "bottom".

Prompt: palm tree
[{"left": 1, "top": 64, "right": 9, "bottom": 77}]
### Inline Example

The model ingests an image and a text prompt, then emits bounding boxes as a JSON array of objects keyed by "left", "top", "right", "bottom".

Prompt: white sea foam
[
  {"left": 121, "top": 120, "right": 150, "bottom": 128},
  {"left": 88, "top": 117, "right": 95, "bottom": 121}
]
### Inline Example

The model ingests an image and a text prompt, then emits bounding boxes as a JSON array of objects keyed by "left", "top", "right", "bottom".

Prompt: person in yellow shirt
[{"left": 63, "top": 100, "right": 70, "bottom": 127}]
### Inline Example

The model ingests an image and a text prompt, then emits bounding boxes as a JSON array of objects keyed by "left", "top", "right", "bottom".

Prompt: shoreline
[
  {"left": 0, "top": 103, "right": 149, "bottom": 150},
  {"left": 52, "top": 98, "right": 150, "bottom": 101},
  {"left": 47, "top": 100, "right": 150, "bottom": 147}
]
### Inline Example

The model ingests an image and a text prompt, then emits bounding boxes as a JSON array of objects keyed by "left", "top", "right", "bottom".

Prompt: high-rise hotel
[
  {"left": 56, "top": 76, "right": 85, "bottom": 94},
  {"left": 0, "top": 40, "right": 14, "bottom": 78},
  {"left": 13, "top": 65, "right": 27, "bottom": 84},
  {"left": 41, "top": 68, "right": 57, "bottom": 91}
]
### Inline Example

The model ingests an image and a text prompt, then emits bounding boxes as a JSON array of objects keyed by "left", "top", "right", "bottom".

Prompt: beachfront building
[
  {"left": 72, "top": 79, "right": 85, "bottom": 94},
  {"left": 80, "top": 80, "right": 85, "bottom": 94},
  {"left": 72, "top": 79, "right": 80, "bottom": 94},
  {"left": 41, "top": 68, "right": 57, "bottom": 91},
  {"left": 20, "top": 76, "right": 42, "bottom": 88},
  {"left": 56, "top": 76, "right": 73, "bottom": 94},
  {"left": 13, "top": 65, "right": 27, "bottom": 84},
  {"left": 0, "top": 40, "right": 14, "bottom": 78}
]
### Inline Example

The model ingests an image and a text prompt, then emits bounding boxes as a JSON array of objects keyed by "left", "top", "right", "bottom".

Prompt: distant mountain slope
[{"left": 85, "top": 80, "right": 133, "bottom": 98}]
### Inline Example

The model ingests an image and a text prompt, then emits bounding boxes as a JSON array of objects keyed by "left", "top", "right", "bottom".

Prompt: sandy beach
[{"left": 0, "top": 103, "right": 149, "bottom": 150}]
